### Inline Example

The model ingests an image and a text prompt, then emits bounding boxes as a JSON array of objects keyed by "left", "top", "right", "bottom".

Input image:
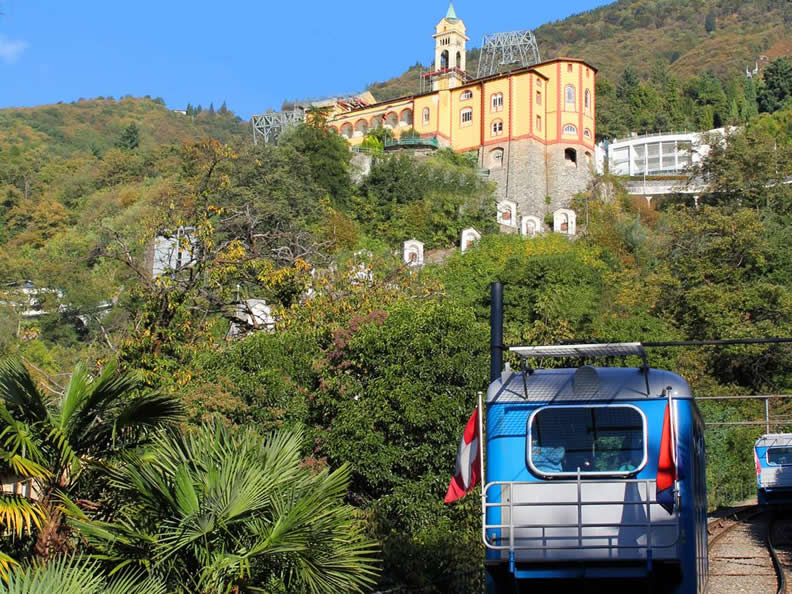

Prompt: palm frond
[
  {"left": 0, "top": 551, "right": 18, "bottom": 583},
  {"left": 56, "top": 363, "right": 93, "bottom": 437},
  {"left": 0, "top": 555, "right": 165, "bottom": 594},
  {"left": 0, "top": 359, "right": 49, "bottom": 424},
  {"left": 69, "top": 424, "right": 381, "bottom": 592},
  {"left": 0, "top": 406, "right": 46, "bottom": 469},
  {"left": 0, "top": 494, "right": 46, "bottom": 538}
]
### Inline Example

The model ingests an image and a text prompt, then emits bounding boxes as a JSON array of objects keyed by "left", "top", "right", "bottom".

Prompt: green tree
[
  {"left": 705, "top": 12, "right": 716, "bottom": 32},
  {"left": 279, "top": 122, "right": 353, "bottom": 207},
  {"left": 758, "top": 58, "right": 792, "bottom": 113},
  {"left": 68, "top": 424, "right": 379, "bottom": 593},
  {"left": 116, "top": 123, "right": 140, "bottom": 151},
  {"left": 693, "top": 112, "right": 792, "bottom": 211},
  {"left": 0, "top": 359, "right": 182, "bottom": 559}
]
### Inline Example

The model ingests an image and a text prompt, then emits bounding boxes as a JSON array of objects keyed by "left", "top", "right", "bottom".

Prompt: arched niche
[
  {"left": 497, "top": 200, "right": 517, "bottom": 227},
  {"left": 460, "top": 227, "right": 481, "bottom": 253},
  {"left": 403, "top": 239, "right": 424, "bottom": 267},
  {"left": 553, "top": 208, "right": 576, "bottom": 236},
  {"left": 521, "top": 215, "right": 543, "bottom": 237}
]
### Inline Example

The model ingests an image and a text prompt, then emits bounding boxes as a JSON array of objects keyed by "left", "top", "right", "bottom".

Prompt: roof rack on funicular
[{"left": 507, "top": 342, "right": 651, "bottom": 398}]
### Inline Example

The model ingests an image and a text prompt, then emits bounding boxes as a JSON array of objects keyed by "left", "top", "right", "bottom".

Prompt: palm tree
[
  {"left": 68, "top": 423, "right": 380, "bottom": 593},
  {"left": 0, "top": 405, "right": 49, "bottom": 580},
  {"left": 0, "top": 555, "right": 165, "bottom": 594},
  {"left": 0, "top": 358, "right": 182, "bottom": 560}
]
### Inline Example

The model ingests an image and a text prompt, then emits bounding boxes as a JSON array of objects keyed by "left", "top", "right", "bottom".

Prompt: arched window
[
  {"left": 585, "top": 89, "right": 591, "bottom": 112},
  {"left": 536, "top": 90, "right": 542, "bottom": 106},
  {"left": 456, "top": 51, "right": 462, "bottom": 68},
  {"left": 422, "top": 107, "right": 430, "bottom": 125},
  {"left": 583, "top": 128, "right": 592, "bottom": 139},
  {"left": 563, "top": 124, "right": 577, "bottom": 136},
  {"left": 535, "top": 115, "right": 542, "bottom": 131},
  {"left": 340, "top": 123, "right": 353, "bottom": 139},
  {"left": 536, "top": 78, "right": 542, "bottom": 87},
  {"left": 491, "top": 120, "right": 503, "bottom": 136},
  {"left": 565, "top": 85, "right": 576, "bottom": 109},
  {"left": 460, "top": 107, "right": 473, "bottom": 126},
  {"left": 460, "top": 90, "right": 473, "bottom": 100},
  {"left": 564, "top": 148, "right": 577, "bottom": 166},
  {"left": 440, "top": 50, "right": 449, "bottom": 69},
  {"left": 354, "top": 119, "right": 368, "bottom": 137},
  {"left": 491, "top": 93, "right": 504, "bottom": 112},
  {"left": 488, "top": 148, "right": 504, "bottom": 169}
]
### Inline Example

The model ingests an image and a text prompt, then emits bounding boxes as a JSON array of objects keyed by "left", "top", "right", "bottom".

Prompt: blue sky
[{"left": 0, "top": 0, "right": 612, "bottom": 119}]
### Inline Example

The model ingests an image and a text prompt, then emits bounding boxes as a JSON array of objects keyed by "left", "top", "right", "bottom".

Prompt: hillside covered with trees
[{"left": 2, "top": 79, "right": 792, "bottom": 590}]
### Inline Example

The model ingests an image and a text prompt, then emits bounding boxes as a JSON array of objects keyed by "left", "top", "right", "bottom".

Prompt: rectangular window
[
  {"left": 768, "top": 447, "right": 792, "bottom": 465},
  {"left": 632, "top": 144, "right": 646, "bottom": 175},
  {"left": 535, "top": 115, "right": 541, "bottom": 131},
  {"left": 491, "top": 94, "right": 504, "bottom": 112},
  {"left": 610, "top": 147, "right": 629, "bottom": 175},
  {"left": 567, "top": 64, "right": 573, "bottom": 73},
  {"left": 528, "top": 405, "right": 646, "bottom": 476},
  {"left": 536, "top": 91, "right": 542, "bottom": 106},
  {"left": 646, "top": 142, "right": 661, "bottom": 174}
]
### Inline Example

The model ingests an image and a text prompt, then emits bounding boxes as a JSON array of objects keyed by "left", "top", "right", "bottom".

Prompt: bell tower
[{"left": 431, "top": 2, "right": 468, "bottom": 91}]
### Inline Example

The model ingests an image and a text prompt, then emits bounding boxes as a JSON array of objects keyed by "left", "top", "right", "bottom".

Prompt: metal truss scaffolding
[
  {"left": 476, "top": 30, "right": 541, "bottom": 79},
  {"left": 251, "top": 109, "right": 305, "bottom": 145}
]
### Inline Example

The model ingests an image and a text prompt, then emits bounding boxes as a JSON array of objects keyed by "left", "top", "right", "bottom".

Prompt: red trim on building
[
  {"left": 509, "top": 75, "right": 514, "bottom": 142},
  {"left": 528, "top": 74, "right": 533, "bottom": 139},
  {"left": 592, "top": 72, "right": 597, "bottom": 138},
  {"left": 578, "top": 65, "right": 584, "bottom": 144},
  {"left": 480, "top": 83, "right": 485, "bottom": 145},
  {"left": 556, "top": 62, "right": 562, "bottom": 142}
]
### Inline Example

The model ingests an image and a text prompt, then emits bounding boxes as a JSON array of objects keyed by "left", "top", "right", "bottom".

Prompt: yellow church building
[{"left": 326, "top": 3, "right": 597, "bottom": 234}]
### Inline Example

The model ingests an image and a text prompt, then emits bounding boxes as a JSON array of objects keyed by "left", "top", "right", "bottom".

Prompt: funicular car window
[
  {"left": 528, "top": 405, "right": 646, "bottom": 476},
  {"left": 768, "top": 447, "right": 792, "bottom": 465}
]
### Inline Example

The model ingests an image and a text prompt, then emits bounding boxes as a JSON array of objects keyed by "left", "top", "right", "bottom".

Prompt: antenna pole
[{"left": 490, "top": 281, "right": 504, "bottom": 382}]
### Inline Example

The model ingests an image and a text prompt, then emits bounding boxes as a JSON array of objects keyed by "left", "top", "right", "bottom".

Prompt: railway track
[{"left": 708, "top": 505, "right": 792, "bottom": 594}]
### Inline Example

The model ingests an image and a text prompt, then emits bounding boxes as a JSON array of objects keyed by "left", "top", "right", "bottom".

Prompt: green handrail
[{"left": 384, "top": 136, "right": 439, "bottom": 149}]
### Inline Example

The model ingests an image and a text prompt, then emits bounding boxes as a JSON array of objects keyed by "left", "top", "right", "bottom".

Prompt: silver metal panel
[
  {"left": 484, "top": 480, "right": 679, "bottom": 562},
  {"left": 487, "top": 367, "right": 692, "bottom": 403},
  {"left": 509, "top": 342, "right": 646, "bottom": 360},
  {"left": 756, "top": 433, "right": 792, "bottom": 449},
  {"left": 760, "top": 466, "right": 792, "bottom": 488}
]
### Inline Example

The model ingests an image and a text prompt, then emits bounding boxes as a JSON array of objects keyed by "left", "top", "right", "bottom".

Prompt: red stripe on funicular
[{"left": 656, "top": 403, "right": 676, "bottom": 513}]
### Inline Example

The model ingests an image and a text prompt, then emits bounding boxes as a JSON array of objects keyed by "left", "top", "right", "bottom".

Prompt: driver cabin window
[
  {"left": 768, "top": 447, "right": 792, "bottom": 465},
  {"left": 528, "top": 406, "right": 646, "bottom": 476}
]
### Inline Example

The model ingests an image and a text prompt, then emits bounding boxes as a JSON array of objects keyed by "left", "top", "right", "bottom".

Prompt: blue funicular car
[
  {"left": 755, "top": 433, "right": 792, "bottom": 505},
  {"left": 482, "top": 285, "right": 708, "bottom": 593}
]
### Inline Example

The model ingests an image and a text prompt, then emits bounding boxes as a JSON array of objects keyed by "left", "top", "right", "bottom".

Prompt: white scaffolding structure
[{"left": 476, "top": 30, "right": 541, "bottom": 79}]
